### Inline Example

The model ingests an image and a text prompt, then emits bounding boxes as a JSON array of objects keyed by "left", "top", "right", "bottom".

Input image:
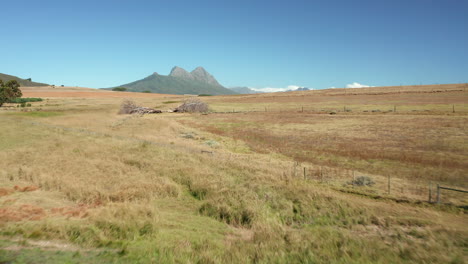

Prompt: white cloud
[
  {"left": 250, "top": 87, "right": 289, "bottom": 93},
  {"left": 346, "top": 82, "right": 373, "bottom": 88},
  {"left": 287, "top": 85, "right": 300, "bottom": 90},
  {"left": 250, "top": 85, "right": 311, "bottom": 93}
]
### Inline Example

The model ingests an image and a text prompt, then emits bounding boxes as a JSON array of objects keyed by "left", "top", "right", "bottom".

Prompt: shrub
[
  {"left": 118, "top": 99, "right": 137, "bottom": 114},
  {"left": 349, "top": 176, "right": 375, "bottom": 186},
  {"left": 142, "top": 90, "right": 151, "bottom": 93},
  {"left": 162, "top": 101, "right": 180, "bottom": 104},
  {"left": 9, "top": 97, "right": 43, "bottom": 103},
  {"left": 174, "top": 98, "right": 209, "bottom": 113},
  {"left": 112, "top": 87, "right": 127, "bottom": 92},
  {"left": 0, "top": 79, "right": 22, "bottom": 107}
]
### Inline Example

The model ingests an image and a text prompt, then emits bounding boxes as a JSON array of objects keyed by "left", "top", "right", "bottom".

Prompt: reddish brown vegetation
[
  {"left": 14, "top": 185, "right": 39, "bottom": 192},
  {"left": 0, "top": 203, "right": 95, "bottom": 222},
  {"left": 0, "top": 204, "right": 46, "bottom": 221},
  {"left": 181, "top": 112, "right": 467, "bottom": 186},
  {"left": 0, "top": 188, "right": 14, "bottom": 197},
  {"left": 50, "top": 204, "right": 90, "bottom": 218}
]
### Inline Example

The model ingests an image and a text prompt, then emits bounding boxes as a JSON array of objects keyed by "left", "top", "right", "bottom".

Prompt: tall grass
[{"left": 0, "top": 96, "right": 466, "bottom": 263}]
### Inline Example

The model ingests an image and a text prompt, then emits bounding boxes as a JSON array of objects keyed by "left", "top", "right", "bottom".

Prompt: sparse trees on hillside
[
  {"left": 113, "top": 87, "right": 127, "bottom": 91},
  {"left": 0, "top": 79, "right": 22, "bottom": 107}
]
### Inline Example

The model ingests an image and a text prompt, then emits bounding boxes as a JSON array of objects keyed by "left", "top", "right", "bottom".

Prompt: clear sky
[{"left": 2, "top": 0, "right": 468, "bottom": 90}]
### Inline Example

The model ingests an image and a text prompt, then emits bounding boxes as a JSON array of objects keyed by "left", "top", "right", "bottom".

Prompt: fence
[
  {"left": 432, "top": 184, "right": 468, "bottom": 204},
  {"left": 210, "top": 104, "right": 467, "bottom": 115},
  {"left": 285, "top": 162, "right": 467, "bottom": 206}
]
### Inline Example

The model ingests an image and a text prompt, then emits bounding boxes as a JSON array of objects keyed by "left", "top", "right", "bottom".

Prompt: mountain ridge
[{"left": 106, "top": 66, "right": 236, "bottom": 95}]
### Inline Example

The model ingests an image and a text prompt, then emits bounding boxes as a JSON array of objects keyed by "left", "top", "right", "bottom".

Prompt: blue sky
[{"left": 2, "top": 0, "right": 468, "bottom": 90}]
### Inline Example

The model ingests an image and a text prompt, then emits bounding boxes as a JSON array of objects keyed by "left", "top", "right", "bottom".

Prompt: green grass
[
  {"left": 8, "top": 98, "right": 43, "bottom": 103},
  {"left": 0, "top": 247, "right": 121, "bottom": 264},
  {"left": 9, "top": 111, "right": 64, "bottom": 118}
]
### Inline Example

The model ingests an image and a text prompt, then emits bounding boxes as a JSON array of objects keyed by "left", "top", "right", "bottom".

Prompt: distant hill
[
  {"left": 106, "top": 66, "right": 237, "bottom": 95},
  {"left": 228, "top": 87, "right": 263, "bottom": 94},
  {"left": 285, "top": 87, "right": 311, "bottom": 92},
  {"left": 0, "top": 73, "right": 49, "bottom": 87},
  {"left": 229, "top": 86, "right": 311, "bottom": 94}
]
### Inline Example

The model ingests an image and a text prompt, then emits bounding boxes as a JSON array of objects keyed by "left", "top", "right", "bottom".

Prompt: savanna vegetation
[{"left": 0, "top": 84, "right": 467, "bottom": 263}]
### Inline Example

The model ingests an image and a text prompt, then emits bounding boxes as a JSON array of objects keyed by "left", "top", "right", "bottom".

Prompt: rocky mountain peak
[
  {"left": 190, "top": 66, "right": 220, "bottom": 86},
  {"left": 169, "top": 66, "right": 193, "bottom": 79}
]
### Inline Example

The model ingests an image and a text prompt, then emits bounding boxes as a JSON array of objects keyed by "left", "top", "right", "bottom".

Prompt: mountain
[
  {"left": 229, "top": 86, "right": 311, "bottom": 94},
  {"left": 0, "top": 73, "right": 49, "bottom": 87},
  {"left": 190, "top": 67, "right": 221, "bottom": 86},
  {"left": 169, "top": 66, "right": 193, "bottom": 80},
  {"left": 107, "top": 66, "right": 236, "bottom": 95},
  {"left": 228, "top": 87, "right": 263, "bottom": 94},
  {"left": 287, "top": 87, "right": 310, "bottom": 92}
]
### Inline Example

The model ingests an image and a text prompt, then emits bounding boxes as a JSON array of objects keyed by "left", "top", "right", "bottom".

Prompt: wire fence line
[
  {"left": 209, "top": 105, "right": 466, "bottom": 114},
  {"left": 13, "top": 119, "right": 468, "bottom": 207}
]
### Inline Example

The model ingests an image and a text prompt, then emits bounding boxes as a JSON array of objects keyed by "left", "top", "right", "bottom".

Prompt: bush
[
  {"left": 142, "top": 90, "right": 151, "bottom": 93},
  {"left": 0, "top": 79, "right": 22, "bottom": 107},
  {"left": 174, "top": 98, "right": 209, "bottom": 113},
  {"left": 118, "top": 99, "right": 137, "bottom": 114},
  {"left": 9, "top": 97, "right": 43, "bottom": 103},
  {"left": 349, "top": 176, "right": 375, "bottom": 186},
  {"left": 112, "top": 87, "right": 127, "bottom": 92}
]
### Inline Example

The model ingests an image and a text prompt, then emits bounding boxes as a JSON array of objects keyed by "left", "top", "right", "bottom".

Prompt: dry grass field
[
  {"left": 19, "top": 86, "right": 177, "bottom": 98},
  {"left": 0, "top": 84, "right": 467, "bottom": 263}
]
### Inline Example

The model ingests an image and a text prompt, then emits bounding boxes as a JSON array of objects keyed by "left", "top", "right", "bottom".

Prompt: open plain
[{"left": 1, "top": 84, "right": 467, "bottom": 263}]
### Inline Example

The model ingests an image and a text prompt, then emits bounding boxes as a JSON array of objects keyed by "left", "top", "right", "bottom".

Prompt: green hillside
[
  {"left": 106, "top": 67, "right": 237, "bottom": 95},
  {"left": 0, "top": 73, "right": 49, "bottom": 87}
]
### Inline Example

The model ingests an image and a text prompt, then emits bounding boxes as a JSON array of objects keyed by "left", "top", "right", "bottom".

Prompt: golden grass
[{"left": 0, "top": 85, "right": 467, "bottom": 263}]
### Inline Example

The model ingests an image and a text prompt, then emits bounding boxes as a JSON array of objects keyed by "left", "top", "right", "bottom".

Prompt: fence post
[
  {"left": 387, "top": 175, "right": 391, "bottom": 194},
  {"left": 303, "top": 167, "right": 306, "bottom": 180},
  {"left": 428, "top": 182, "right": 432, "bottom": 203},
  {"left": 436, "top": 184, "right": 441, "bottom": 204}
]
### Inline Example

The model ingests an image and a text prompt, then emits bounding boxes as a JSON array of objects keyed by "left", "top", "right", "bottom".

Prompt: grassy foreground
[{"left": 0, "top": 87, "right": 467, "bottom": 263}]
